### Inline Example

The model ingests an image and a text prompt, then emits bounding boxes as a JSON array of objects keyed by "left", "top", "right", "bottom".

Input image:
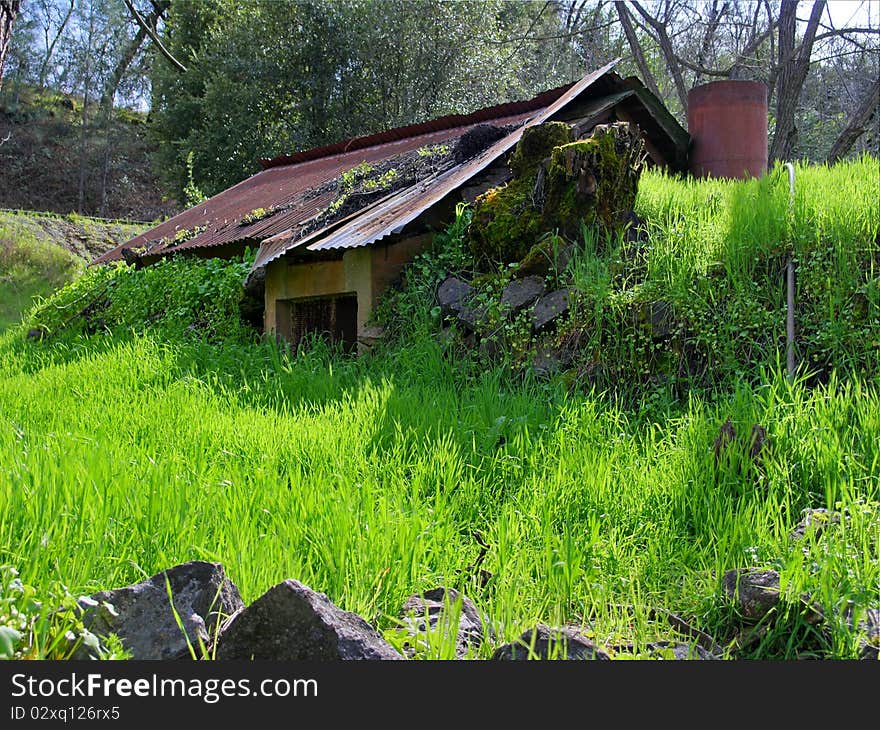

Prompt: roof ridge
[{"left": 256, "top": 81, "right": 577, "bottom": 171}]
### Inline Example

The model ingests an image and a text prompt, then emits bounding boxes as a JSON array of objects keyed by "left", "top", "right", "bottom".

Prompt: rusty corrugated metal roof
[
  {"left": 95, "top": 58, "right": 692, "bottom": 270},
  {"left": 253, "top": 59, "right": 623, "bottom": 268},
  {"left": 92, "top": 85, "right": 575, "bottom": 265}
]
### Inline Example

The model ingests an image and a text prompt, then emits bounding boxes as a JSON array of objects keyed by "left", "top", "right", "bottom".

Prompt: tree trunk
[
  {"left": 769, "top": 0, "right": 825, "bottom": 163},
  {"left": 615, "top": 2, "right": 662, "bottom": 99},
  {"left": 827, "top": 77, "right": 880, "bottom": 163},
  {"left": 38, "top": 0, "right": 75, "bottom": 89},
  {"left": 630, "top": 1, "right": 689, "bottom": 111},
  {"left": 78, "top": 6, "right": 96, "bottom": 214},
  {"left": 100, "top": 24, "right": 149, "bottom": 110},
  {"left": 0, "top": 0, "right": 22, "bottom": 94}
]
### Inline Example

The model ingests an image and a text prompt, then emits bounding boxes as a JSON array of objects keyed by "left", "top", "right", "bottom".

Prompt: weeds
[{"left": 0, "top": 160, "right": 877, "bottom": 659}]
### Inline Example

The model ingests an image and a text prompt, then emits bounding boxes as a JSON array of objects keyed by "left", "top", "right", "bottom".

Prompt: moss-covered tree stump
[{"left": 467, "top": 121, "right": 646, "bottom": 268}]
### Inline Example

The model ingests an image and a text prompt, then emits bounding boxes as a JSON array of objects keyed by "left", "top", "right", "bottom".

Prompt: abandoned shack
[{"left": 94, "top": 59, "right": 690, "bottom": 351}]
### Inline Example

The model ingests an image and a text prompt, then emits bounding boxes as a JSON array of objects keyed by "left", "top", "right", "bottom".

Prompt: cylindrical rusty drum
[{"left": 688, "top": 80, "right": 768, "bottom": 179}]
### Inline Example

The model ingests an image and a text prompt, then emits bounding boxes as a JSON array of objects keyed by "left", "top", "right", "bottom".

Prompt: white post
[{"left": 784, "top": 162, "right": 796, "bottom": 382}]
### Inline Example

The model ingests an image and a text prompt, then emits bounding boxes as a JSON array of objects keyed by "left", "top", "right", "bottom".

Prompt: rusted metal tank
[{"left": 688, "top": 80, "right": 768, "bottom": 179}]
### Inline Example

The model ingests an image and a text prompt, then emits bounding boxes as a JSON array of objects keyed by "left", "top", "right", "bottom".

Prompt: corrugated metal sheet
[
  {"left": 254, "top": 59, "right": 622, "bottom": 268},
  {"left": 94, "top": 58, "right": 694, "bottom": 270},
  {"left": 92, "top": 93, "right": 569, "bottom": 265}
]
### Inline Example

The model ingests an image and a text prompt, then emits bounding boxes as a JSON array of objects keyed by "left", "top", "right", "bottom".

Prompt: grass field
[
  {"left": 0, "top": 211, "right": 148, "bottom": 332},
  {"left": 0, "top": 158, "right": 877, "bottom": 659}
]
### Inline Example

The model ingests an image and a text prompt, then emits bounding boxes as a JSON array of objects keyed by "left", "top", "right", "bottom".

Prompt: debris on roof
[{"left": 93, "top": 59, "right": 690, "bottom": 270}]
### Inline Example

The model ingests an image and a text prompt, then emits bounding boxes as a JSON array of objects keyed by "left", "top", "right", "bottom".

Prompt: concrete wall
[{"left": 264, "top": 232, "right": 433, "bottom": 347}]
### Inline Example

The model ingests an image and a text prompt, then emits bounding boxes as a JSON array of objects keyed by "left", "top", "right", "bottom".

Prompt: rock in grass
[
  {"left": 492, "top": 624, "right": 609, "bottom": 660},
  {"left": 456, "top": 303, "right": 488, "bottom": 331},
  {"left": 531, "top": 289, "right": 573, "bottom": 332},
  {"left": 789, "top": 508, "right": 841, "bottom": 541},
  {"left": 499, "top": 276, "right": 546, "bottom": 314},
  {"left": 75, "top": 561, "right": 244, "bottom": 660},
  {"left": 722, "top": 569, "right": 781, "bottom": 621},
  {"left": 610, "top": 641, "right": 718, "bottom": 660},
  {"left": 216, "top": 579, "right": 403, "bottom": 660},
  {"left": 436, "top": 276, "right": 474, "bottom": 315},
  {"left": 399, "top": 587, "right": 485, "bottom": 659}
]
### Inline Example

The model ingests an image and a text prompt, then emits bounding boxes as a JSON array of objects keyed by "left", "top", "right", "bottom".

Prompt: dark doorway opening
[{"left": 283, "top": 294, "right": 358, "bottom": 353}]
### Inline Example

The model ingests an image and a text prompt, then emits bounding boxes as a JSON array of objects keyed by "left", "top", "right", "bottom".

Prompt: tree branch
[
  {"left": 615, "top": 1, "right": 662, "bottom": 99},
  {"left": 630, "top": 0, "right": 689, "bottom": 109},
  {"left": 122, "top": 0, "right": 186, "bottom": 73},
  {"left": 827, "top": 76, "right": 879, "bottom": 162}
]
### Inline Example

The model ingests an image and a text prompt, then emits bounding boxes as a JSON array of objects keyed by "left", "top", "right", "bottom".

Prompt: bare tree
[
  {"left": 615, "top": 1, "right": 662, "bottom": 98},
  {"left": 629, "top": 0, "right": 689, "bottom": 109},
  {"left": 36, "top": 0, "right": 75, "bottom": 89},
  {"left": 769, "top": 0, "right": 826, "bottom": 162},
  {"left": 0, "top": 0, "right": 22, "bottom": 93},
  {"left": 827, "top": 76, "right": 880, "bottom": 162}
]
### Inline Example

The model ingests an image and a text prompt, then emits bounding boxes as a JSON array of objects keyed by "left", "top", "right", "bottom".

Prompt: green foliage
[
  {"left": 412, "top": 156, "right": 879, "bottom": 392},
  {"left": 0, "top": 566, "right": 127, "bottom": 660},
  {"left": 183, "top": 151, "right": 208, "bottom": 208},
  {"left": 0, "top": 219, "right": 84, "bottom": 332},
  {"left": 0, "top": 160, "right": 876, "bottom": 661},
  {"left": 148, "top": 0, "right": 585, "bottom": 200},
  {"left": 363, "top": 168, "right": 398, "bottom": 192},
  {"left": 374, "top": 202, "right": 473, "bottom": 340},
  {"left": 170, "top": 225, "right": 207, "bottom": 246},
  {"left": 239, "top": 207, "right": 279, "bottom": 226},
  {"left": 23, "top": 252, "right": 256, "bottom": 344},
  {"left": 418, "top": 144, "right": 451, "bottom": 158},
  {"left": 340, "top": 162, "right": 374, "bottom": 190},
  {"left": 0, "top": 327, "right": 876, "bottom": 659}
]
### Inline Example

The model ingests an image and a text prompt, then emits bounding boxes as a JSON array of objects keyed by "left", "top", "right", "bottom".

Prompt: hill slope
[
  {"left": 0, "top": 86, "right": 177, "bottom": 220},
  {"left": 0, "top": 210, "right": 148, "bottom": 331},
  {"left": 1, "top": 158, "right": 877, "bottom": 660}
]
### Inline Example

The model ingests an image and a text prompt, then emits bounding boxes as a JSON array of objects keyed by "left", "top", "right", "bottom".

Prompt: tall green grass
[
  {"left": 0, "top": 331, "right": 876, "bottom": 658},
  {"left": 0, "top": 158, "right": 877, "bottom": 659},
  {"left": 0, "top": 218, "right": 83, "bottom": 332}
]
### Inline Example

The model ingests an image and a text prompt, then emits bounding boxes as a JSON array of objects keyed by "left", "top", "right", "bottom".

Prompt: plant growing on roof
[
  {"left": 169, "top": 225, "right": 207, "bottom": 246},
  {"left": 239, "top": 207, "right": 279, "bottom": 226},
  {"left": 340, "top": 161, "right": 374, "bottom": 190},
  {"left": 417, "top": 144, "right": 450, "bottom": 158}
]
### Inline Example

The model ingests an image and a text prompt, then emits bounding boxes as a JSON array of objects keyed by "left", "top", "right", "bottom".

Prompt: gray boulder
[
  {"left": 722, "top": 569, "right": 781, "bottom": 621},
  {"left": 531, "top": 289, "right": 573, "bottom": 331},
  {"left": 437, "top": 277, "right": 474, "bottom": 315},
  {"left": 216, "top": 579, "right": 403, "bottom": 660},
  {"left": 499, "top": 276, "right": 546, "bottom": 313},
  {"left": 492, "top": 624, "right": 610, "bottom": 660},
  {"left": 399, "top": 587, "right": 485, "bottom": 658},
  {"left": 76, "top": 561, "right": 244, "bottom": 660},
  {"left": 456, "top": 304, "right": 488, "bottom": 331}
]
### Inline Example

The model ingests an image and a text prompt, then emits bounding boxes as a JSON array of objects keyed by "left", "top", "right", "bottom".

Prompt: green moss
[
  {"left": 516, "top": 233, "right": 570, "bottom": 279},
  {"left": 509, "top": 122, "right": 573, "bottom": 178},
  {"left": 468, "top": 177, "right": 548, "bottom": 266},
  {"left": 467, "top": 122, "right": 646, "bottom": 268},
  {"left": 240, "top": 207, "right": 278, "bottom": 226}
]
